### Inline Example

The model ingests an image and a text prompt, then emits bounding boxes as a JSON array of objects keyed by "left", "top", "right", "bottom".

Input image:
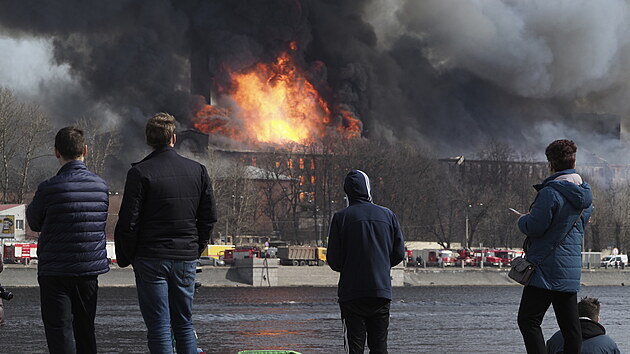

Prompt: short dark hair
[
  {"left": 545, "top": 139, "right": 577, "bottom": 172},
  {"left": 146, "top": 112, "right": 176, "bottom": 149},
  {"left": 578, "top": 297, "right": 600, "bottom": 320},
  {"left": 55, "top": 127, "right": 85, "bottom": 159}
]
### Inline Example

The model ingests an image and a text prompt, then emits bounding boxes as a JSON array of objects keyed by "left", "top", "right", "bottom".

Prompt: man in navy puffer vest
[
  {"left": 328, "top": 169, "right": 405, "bottom": 354},
  {"left": 27, "top": 127, "right": 109, "bottom": 354}
]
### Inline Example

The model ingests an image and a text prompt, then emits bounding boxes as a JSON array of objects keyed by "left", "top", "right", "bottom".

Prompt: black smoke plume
[{"left": 0, "top": 0, "right": 629, "bottom": 161}]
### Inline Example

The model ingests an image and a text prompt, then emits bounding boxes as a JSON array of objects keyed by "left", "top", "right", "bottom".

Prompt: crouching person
[
  {"left": 327, "top": 170, "right": 405, "bottom": 354},
  {"left": 547, "top": 297, "right": 620, "bottom": 354}
]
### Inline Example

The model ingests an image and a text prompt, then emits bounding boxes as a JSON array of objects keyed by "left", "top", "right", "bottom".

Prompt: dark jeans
[
  {"left": 517, "top": 286, "right": 581, "bottom": 354},
  {"left": 133, "top": 257, "right": 198, "bottom": 354},
  {"left": 38, "top": 275, "right": 98, "bottom": 354},
  {"left": 339, "top": 297, "right": 391, "bottom": 354}
]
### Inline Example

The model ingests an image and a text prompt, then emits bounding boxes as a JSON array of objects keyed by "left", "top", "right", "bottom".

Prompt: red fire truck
[
  {"left": 3, "top": 243, "right": 37, "bottom": 264},
  {"left": 223, "top": 247, "right": 261, "bottom": 265}
]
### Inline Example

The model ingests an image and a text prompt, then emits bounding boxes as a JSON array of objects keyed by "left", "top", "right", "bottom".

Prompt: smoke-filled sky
[{"left": 1, "top": 0, "right": 629, "bottom": 162}]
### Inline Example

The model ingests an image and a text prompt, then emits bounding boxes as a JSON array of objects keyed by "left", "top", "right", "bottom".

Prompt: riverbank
[{"left": 2, "top": 264, "right": 629, "bottom": 287}]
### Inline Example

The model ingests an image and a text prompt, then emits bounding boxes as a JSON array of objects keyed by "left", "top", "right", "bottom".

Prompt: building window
[{"left": 16, "top": 219, "right": 24, "bottom": 230}]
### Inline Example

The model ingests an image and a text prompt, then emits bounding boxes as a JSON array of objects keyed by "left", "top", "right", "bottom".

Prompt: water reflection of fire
[{"left": 193, "top": 43, "right": 361, "bottom": 145}]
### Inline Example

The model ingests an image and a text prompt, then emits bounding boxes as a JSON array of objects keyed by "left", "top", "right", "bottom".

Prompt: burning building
[
  {"left": 2, "top": 1, "right": 630, "bottom": 160},
  {"left": 185, "top": 42, "right": 361, "bottom": 150},
  {"left": 5, "top": 1, "right": 630, "bottom": 246}
]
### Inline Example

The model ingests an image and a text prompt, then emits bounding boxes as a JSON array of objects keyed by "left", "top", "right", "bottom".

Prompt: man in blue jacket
[
  {"left": 547, "top": 297, "right": 620, "bottom": 354},
  {"left": 27, "top": 127, "right": 109, "bottom": 354},
  {"left": 327, "top": 169, "right": 405, "bottom": 354},
  {"left": 115, "top": 112, "right": 217, "bottom": 353},
  {"left": 514, "top": 139, "right": 593, "bottom": 354}
]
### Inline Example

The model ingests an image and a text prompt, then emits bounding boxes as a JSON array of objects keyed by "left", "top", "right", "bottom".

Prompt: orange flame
[{"left": 193, "top": 43, "right": 361, "bottom": 145}]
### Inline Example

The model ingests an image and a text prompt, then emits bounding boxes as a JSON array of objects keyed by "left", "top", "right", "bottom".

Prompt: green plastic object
[{"left": 237, "top": 351, "right": 301, "bottom": 354}]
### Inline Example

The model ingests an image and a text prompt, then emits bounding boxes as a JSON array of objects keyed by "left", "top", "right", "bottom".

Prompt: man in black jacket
[
  {"left": 27, "top": 127, "right": 109, "bottom": 354},
  {"left": 327, "top": 169, "right": 405, "bottom": 354},
  {"left": 115, "top": 113, "right": 217, "bottom": 353}
]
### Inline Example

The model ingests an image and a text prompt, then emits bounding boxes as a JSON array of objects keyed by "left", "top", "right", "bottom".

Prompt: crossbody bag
[{"left": 508, "top": 209, "right": 584, "bottom": 286}]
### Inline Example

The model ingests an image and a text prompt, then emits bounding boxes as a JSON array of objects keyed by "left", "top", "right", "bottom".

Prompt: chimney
[{"left": 190, "top": 36, "right": 213, "bottom": 104}]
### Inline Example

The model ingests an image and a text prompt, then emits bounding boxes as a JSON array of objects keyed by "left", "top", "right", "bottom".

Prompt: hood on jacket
[
  {"left": 344, "top": 170, "right": 372, "bottom": 203},
  {"left": 535, "top": 169, "right": 592, "bottom": 209},
  {"left": 579, "top": 318, "right": 606, "bottom": 340}
]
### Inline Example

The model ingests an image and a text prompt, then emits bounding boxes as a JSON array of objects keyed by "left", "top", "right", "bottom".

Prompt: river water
[{"left": 0, "top": 285, "right": 628, "bottom": 353}]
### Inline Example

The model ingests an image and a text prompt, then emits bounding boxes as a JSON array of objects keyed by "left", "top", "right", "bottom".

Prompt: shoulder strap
[{"left": 532, "top": 208, "right": 585, "bottom": 267}]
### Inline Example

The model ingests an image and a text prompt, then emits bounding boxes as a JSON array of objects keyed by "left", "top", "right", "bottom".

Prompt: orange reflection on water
[{"left": 247, "top": 329, "right": 304, "bottom": 337}]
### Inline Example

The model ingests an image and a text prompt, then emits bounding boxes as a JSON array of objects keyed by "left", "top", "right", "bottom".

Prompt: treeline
[
  {"left": 202, "top": 137, "right": 629, "bottom": 253},
  {"left": 2, "top": 87, "right": 627, "bottom": 252},
  {"left": 0, "top": 87, "right": 120, "bottom": 205}
]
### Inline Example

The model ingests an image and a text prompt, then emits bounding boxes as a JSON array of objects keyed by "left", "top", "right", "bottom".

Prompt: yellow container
[{"left": 202, "top": 244, "right": 235, "bottom": 258}]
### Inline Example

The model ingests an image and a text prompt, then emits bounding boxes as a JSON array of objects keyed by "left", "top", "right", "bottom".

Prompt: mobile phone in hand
[{"left": 508, "top": 207, "right": 522, "bottom": 216}]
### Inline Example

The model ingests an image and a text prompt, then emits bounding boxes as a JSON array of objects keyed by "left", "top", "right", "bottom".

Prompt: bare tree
[
  {"left": 17, "top": 104, "right": 53, "bottom": 203},
  {"left": 256, "top": 149, "right": 295, "bottom": 238},
  {"left": 75, "top": 116, "right": 121, "bottom": 176},
  {"left": 268, "top": 145, "right": 307, "bottom": 242},
  {"left": 0, "top": 88, "right": 53, "bottom": 204},
  {"left": 0, "top": 88, "right": 23, "bottom": 203},
  {"left": 221, "top": 163, "right": 258, "bottom": 241},
  {"left": 590, "top": 181, "right": 630, "bottom": 253},
  {"left": 201, "top": 149, "right": 260, "bottom": 243}
]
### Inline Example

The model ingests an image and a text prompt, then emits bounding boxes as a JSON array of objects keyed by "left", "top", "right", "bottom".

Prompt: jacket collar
[
  {"left": 57, "top": 160, "right": 87, "bottom": 175},
  {"left": 579, "top": 318, "right": 606, "bottom": 339},
  {"left": 132, "top": 146, "right": 175, "bottom": 166},
  {"left": 534, "top": 169, "right": 577, "bottom": 191}
]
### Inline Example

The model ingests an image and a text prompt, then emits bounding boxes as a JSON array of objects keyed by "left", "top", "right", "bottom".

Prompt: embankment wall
[{"left": 2, "top": 265, "right": 629, "bottom": 287}]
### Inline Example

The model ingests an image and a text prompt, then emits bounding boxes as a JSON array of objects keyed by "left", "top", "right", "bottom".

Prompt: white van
[{"left": 600, "top": 255, "right": 628, "bottom": 268}]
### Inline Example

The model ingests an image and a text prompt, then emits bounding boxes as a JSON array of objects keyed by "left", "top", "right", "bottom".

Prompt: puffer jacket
[
  {"left": 27, "top": 160, "right": 109, "bottom": 277},
  {"left": 327, "top": 170, "right": 405, "bottom": 302},
  {"left": 546, "top": 318, "right": 620, "bottom": 354},
  {"left": 518, "top": 169, "right": 593, "bottom": 293}
]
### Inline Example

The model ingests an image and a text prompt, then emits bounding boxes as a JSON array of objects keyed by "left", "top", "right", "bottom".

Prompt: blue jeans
[{"left": 133, "top": 257, "right": 198, "bottom": 354}]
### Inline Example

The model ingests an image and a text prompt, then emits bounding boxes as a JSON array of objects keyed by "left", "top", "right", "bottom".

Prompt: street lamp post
[
  {"left": 453, "top": 200, "right": 483, "bottom": 250},
  {"left": 465, "top": 205, "right": 469, "bottom": 250}
]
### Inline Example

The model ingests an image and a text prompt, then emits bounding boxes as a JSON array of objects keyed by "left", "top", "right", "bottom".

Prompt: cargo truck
[
  {"left": 277, "top": 246, "right": 327, "bottom": 266},
  {"left": 202, "top": 244, "right": 235, "bottom": 261}
]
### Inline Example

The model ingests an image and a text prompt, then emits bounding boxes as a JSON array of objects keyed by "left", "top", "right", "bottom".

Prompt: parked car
[
  {"left": 600, "top": 255, "right": 628, "bottom": 268},
  {"left": 197, "top": 256, "right": 225, "bottom": 266}
]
